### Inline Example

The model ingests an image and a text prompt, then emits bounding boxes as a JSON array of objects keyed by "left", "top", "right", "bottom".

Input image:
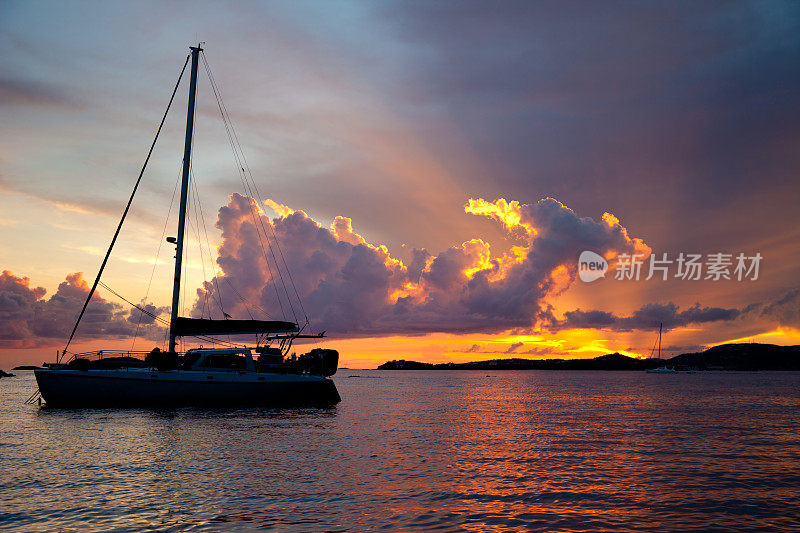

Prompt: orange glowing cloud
[{"left": 191, "top": 193, "right": 653, "bottom": 339}]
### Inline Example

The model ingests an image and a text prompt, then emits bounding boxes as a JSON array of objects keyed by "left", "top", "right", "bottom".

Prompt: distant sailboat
[
  {"left": 645, "top": 322, "right": 676, "bottom": 374},
  {"left": 34, "top": 45, "right": 341, "bottom": 407}
]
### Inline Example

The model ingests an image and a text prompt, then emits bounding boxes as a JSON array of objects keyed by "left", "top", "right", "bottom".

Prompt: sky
[{"left": 1, "top": 1, "right": 799, "bottom": 368}]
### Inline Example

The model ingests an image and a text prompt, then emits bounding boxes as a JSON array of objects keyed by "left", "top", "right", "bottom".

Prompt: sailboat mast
[
  {"left": 658, "top": 322, "right": 662, "bottom": 360},
  {"left": 169, "top": 45, "right": 202, "bottom": 353}
]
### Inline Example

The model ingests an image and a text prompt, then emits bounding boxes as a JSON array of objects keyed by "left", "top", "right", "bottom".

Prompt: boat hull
[
  {"left": 645, "top": 367, "right": 677, "bottom": 374},
  {"left": 34, "top": 369, "right": 340, "bottom": 408}
]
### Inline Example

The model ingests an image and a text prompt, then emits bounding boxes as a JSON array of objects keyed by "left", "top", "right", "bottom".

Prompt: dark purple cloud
[
  {"left": 0, "top": 270, "right": 165, "bottom": 349},
  {"left": 557, "top": 302, "right": 740, "bottom": 332},
  {"left": 554, "top": 288, "right": 800, "bottom": 333}
]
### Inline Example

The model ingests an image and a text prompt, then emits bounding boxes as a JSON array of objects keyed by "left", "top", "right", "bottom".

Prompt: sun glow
[
  {"left": 465, "top": 198, "right": 536, "bottom": 239},
  {"left": 708, "top": 327, "right": 800, "bottom": 347}
]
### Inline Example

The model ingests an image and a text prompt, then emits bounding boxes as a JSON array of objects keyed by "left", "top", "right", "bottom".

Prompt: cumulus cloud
[
  {"left": 9, "top": 193, "right": 782, "bottom": 349},
  {"left": 0, "top": 270, "right": 166, "bottom": 349},
  {"left": 9, "top": 192, "right": 776, "bottom": 349},
  {"left": 191, "top": 193, "right": 651, "bottom": 336},
  {"left": 330, "top": 216, "right": 367, "bottom": 246}
]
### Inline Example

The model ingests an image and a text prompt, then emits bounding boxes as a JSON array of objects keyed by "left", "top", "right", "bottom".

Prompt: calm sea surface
[{"left": 1, "top": 370, "right": 799, "bottom": 532}]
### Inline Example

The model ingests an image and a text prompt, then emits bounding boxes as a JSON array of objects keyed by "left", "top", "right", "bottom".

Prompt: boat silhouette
[{"left": 34, "top": 45, "right": 340, "bottom": 407}]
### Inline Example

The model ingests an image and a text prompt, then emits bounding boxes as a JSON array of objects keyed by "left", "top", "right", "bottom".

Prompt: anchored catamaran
[{"left": 34, "top": 45, "right": 340, "bottom": 407}]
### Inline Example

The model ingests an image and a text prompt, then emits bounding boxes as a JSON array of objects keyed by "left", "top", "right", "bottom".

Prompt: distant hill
[
  {"left": 668, "top": 343, "right": 800, "bottom": 371},
  {"left": 378, "top": 352, "right": 655, "bottom": 371},
  {"left": 377, "top": 343, "right": 800, "bottom": 371}
]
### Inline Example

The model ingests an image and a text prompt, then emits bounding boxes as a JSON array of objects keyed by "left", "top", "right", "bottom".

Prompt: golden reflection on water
[
  {"left": 361, "top": 372, "right": 800, "bottom": 531},
  {"left": 3, "top": 371, "right": 800, "bottom": 532}
]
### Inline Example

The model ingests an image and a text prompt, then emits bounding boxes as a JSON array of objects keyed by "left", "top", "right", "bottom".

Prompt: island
[{"left": 378, "top": 343, "right": 800, "bottom": 371}]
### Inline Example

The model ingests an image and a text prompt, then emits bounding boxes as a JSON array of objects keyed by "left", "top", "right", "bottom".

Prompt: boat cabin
[{"left": 183, "top": 348, "right": 256, "bottom": 372}]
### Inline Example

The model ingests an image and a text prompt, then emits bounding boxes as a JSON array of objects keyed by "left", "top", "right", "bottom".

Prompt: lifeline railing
[{"left": 24, "top": 390, "right": 42, "bottom": 405}]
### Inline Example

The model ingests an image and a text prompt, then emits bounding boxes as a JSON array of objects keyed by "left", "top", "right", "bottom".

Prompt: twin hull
[{"left": 34, "top": 369, "right": 340, "bottom": 408}]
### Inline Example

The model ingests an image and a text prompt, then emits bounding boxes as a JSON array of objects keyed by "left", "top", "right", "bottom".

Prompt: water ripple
[{"left": 1, "top": 370, "right": 799, "bottom": 531}]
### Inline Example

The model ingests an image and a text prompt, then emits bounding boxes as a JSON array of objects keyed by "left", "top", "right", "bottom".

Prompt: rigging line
[
  {"left": 130, "top": 160, "right": 183, "bottom": 352},
  {"left": 61, "top": 53, "right": 191, "bottom": 362},
  {"left": 100, "top": 280, "right": 239, "bottom": 348},
  {"left": 649, "top": 329, "right": 659, "bottom": 358},
  {"left": 201, "top": 54, "right": 300, "bottom": 325},
  {"left": 197, "top": 52, "right": 286, "bottom": 319},
  {"left": 221, "top": 277, "right": 276, "bottom": 320},
  {"left": 190, "top": 153, "right": 273, "bottom": 321},
  {"left": 99, "top": 281, "right": 167, "bottom": 326},
  {"left": 262, "top": 202, "right": 311, "bottom": 327},
  {"left": 186, "top": 173, "right": 208, "bottom": 317},
  {"left": 201, "top": 57, "right": 301, "bottom": 315},
  {"left": 225, "top": 277, "right": 255, "bottom": 320},
  {"left": 201, "top": 52, "right": 307, "bottom": 328},
  {"left": 189, "top": 175, "right": 212, "bottom": 318},
  {"left": 200, "top": 53, "right": 290, "bottom": 322},
  {"left": 225, "top": 277, "right": 273, "bottom": 319},
  {"left": 191, "top": 176, "right": 212, "bottom": 319},
  {"left": 194, "top": 181, "right": 272, "bottom": 320},
  {"left": 190, "top": 168, "right": 228, "bottom": 319},
  {"left": 187, "top": 171, "right": 208, "bottom": 315},
  {"left": 191, "top": 172, "right": 227, "bottom": 322},
  {"left": 201, "top": 79, "right": 292, "bottom": 316}
]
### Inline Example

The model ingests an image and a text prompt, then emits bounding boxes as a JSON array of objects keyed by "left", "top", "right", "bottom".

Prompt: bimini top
[{"left": 171, "top": 317, "right": 299, "bottom": 337}]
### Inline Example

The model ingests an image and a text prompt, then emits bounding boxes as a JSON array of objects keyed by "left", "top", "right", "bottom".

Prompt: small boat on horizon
[
  {"left": 645, "top": 365, "right": 677, "bottom": 374},
  {"left": 645, "top": 323, "right": 677, "bottom": 374},
  {"left": 34, "top": 45, "right": 340, "bottom": 407}
]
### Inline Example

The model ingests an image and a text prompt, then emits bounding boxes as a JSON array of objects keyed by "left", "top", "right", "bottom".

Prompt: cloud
[
  {"left": 0, "top": 270, "right": 166, "bottom": 349},
  {"left": 9, "top": 193, "right": 788, "bottom": 349},
  {"left": 262, "top": 199, "right": 294, "bottom": 218},
  {"left": 191, "top": 193, "right": 650, "bottom": 336},
  {"left": 505, "top": 342, "right": 523, "bottom": 353},
  {"left": 10, "top": 192, "right": 781, "bottom": 349},
  {"left": 463, "top": 342, "right": 558, "bottom": 356},
  {"left": 660, "top": 344, "right": 705, "bottom": 354},
  {"left": 330, "top": 216, "right": 367, "bottom": 246},
  {"left": 0, "top": 77, "right": 77, "bottom": 107},
  {"left": 556, "top": 302, "right": 740, "bottom": 332},
  {"left": 742, "top": 288, "right": 800, "bottom": 328},
  {"left": 555, "top": 288, "right": 800, "bottom": 333}
]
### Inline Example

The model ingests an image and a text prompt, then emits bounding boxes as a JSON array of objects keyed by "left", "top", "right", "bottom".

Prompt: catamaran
[{"left": 34, "top": 45, "right": 340, "bottom": 407}]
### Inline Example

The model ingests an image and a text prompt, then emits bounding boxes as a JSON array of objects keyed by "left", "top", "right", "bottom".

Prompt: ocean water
[{"left": 1, "top": 370, "right": 799, "bottom": 532}]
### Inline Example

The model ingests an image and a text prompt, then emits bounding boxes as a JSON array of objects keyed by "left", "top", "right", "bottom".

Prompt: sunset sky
[{"left": 2, "top": 1, "right": 799, "bottom": 368}]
